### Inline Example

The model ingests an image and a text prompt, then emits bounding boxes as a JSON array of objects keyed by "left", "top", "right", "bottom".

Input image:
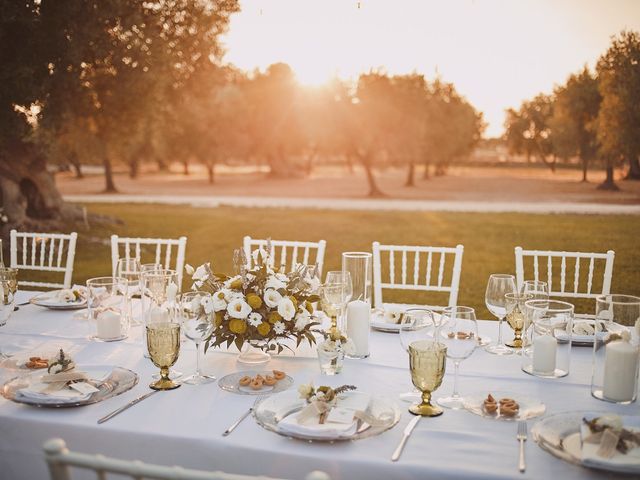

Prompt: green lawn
[{"left": 63, "top": 203, "right": 639, "bottom": 320}]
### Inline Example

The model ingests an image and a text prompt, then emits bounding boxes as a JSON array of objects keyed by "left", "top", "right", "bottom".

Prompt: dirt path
[{"left": 56, "top": 164, "right": 640, "bottom": 206}]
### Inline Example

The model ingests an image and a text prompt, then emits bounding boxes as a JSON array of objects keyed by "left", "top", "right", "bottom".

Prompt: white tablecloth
[{"left": 0, "top": 291, "right": 637, "bottom": 480}]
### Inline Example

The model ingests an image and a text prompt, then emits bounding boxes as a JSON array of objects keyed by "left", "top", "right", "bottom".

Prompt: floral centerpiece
[{"left": 185, "top": 248, "right": 321, "bottom": 355}]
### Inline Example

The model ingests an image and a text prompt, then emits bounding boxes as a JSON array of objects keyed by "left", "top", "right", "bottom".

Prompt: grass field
[{"left": 54, "top": 203, "right": 640, "bottom": 320}]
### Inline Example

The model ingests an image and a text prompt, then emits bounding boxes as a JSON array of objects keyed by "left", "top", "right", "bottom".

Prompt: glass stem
[
  {"left": 195, "top": 341, "right": 201, "bottom": 377},
  {"left": 497, "top": 316, "right": 504, "bottom": 345},
  {"left": 452, "top": 361, "right": 460, "bottom": 397}
]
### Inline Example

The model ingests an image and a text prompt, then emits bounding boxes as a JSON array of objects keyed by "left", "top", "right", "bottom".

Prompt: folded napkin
[
  {"left": 277, "top": 392, "right": 371, "bottom": 439},
  {"left": 581, "top": 416, "right": 640, "bottom": 473},
  {"left": 16, "top": 366, "right": 112, "bottom": 404}
]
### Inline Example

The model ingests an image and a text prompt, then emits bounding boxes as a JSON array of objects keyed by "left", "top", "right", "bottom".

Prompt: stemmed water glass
[
  {"left": 321, "top": 271, "right": 352, "bottom": 339},
  {"left": 117, "top": 258, "right": 142, "bottom": 326},
  {"left": 0, "top": 274, "right": 16, "bottom": 358},
  {"left": 484, "top": 274, "right": 517, "bottom": 355},
  {"left": 147, "top": 311, "right": 181, "bottom": 391},
  {"left": 522, "top": 280, "right": 549, "bottom": 300},
  {"left": 437, "top": 306, "right": 478, "bottom": 409},
  {"left": 399, "top": 309, "right": 435, "bottom": 402},
  {"left": 179, "top": 292, "right": 216, "bottom": 385}
]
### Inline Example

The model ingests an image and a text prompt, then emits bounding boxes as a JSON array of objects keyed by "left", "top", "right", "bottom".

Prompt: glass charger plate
[
  {"left": 531, "top": 411, "right": 640, "bottom": 474},
  {"left": 218, "top": 370, "right": 293, "bottom": 395},
  {"left": 1, "top": 365, "right": 138, "bottom": 408},
  {"left": 252, "top": 390, "right": 401, "bottom": 442},
  {"left": 463, "top": 391, "right": 546, "bottom": 421},
  {"left": 29, "top": 292, "right": 87, "bottom": 310}
]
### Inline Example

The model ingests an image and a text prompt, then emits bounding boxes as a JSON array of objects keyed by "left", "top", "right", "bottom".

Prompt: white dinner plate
[{"left": 29, "top": 291, "right": 87, "bottom": 310}]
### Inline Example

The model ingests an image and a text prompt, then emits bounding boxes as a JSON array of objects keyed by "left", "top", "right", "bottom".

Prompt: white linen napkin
[
  {"left": 580, "top": 416, "right": 640, "bottom": 474},
  {"left": 277, "top": 392, "right": 371, "bottom": 439}
]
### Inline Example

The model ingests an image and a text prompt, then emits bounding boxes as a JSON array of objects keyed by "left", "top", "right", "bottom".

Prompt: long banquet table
[{"left": 0, "top": 290, "right": 637, "bottom": 480}]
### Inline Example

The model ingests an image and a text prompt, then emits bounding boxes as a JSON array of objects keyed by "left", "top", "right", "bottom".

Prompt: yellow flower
[
  {"left": 268, "top": 311, "right": 282, "bottom": 324},
  {"left": 229, "top": 319, "right": 247, "bottom": 334},
  {"left": 257, "top": 322, "right": 271, "bottom": 336},
  {"left": 215, "top": 312, "right": 224, "bottom": 327},
  {"left": 246, "top": 293, "right": 262, "bottom": 309},
  {"left": 230, "top": 278, "right": 243, "bottom": 289},
  {"left": 216, "top": 291, "right": 225, "bottom": 300},
  {"left": 289, "top": 296, "right": 298, "bottom": 308},
  {"left": 305, "top": 301, "right": 314, "bottom": 314}
]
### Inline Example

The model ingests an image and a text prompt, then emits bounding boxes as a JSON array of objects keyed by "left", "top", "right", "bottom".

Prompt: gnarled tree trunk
[{"left": 405, "top": 161, "right": 415, "bottom": 187}]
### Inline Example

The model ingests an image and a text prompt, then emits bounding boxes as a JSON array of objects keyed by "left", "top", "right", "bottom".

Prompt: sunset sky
[{"left": 223, "top": 0, "right": 640, "bottom": 137}]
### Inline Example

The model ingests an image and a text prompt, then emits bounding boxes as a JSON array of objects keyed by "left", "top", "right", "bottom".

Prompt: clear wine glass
[
  {"left": 521, "top": 280, "right": 549, "bottom": 301},
  {"left": 321, "top": 271, "right": 352, "bottom": 338},
  {"left": 179, "top": 292, "right": 215, "bottom": 385},
  {"left": 117, "top": 258, "right": 142, "bottom": 326},
  {"left": 0, "top": 274, "right": 16, "bottom": 358},
  {"left": 437, "top": 306, "right": 478, "bottom": 409},
  {"left": 398, "top": 309, "right": 435, "bottom": 402},
  {"left": 485, "top": 273, "right": 517, "bottom": 355}
]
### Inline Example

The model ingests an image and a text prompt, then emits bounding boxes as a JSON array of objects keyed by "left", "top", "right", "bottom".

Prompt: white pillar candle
[
  {"left": 96, "top": 310, "right": 122, "bottom": 339},
  {"left": 346, "top": 300, "right": 370, "bottom": 357},
  {"left": 602, "top": 340, "right": 639, "bottom": 402},
  {"left": 167, "top": 282, "right": 178, "bottom": 302},
  {"left": 533, "top": 334, "right": 557, "bottom": 374}
]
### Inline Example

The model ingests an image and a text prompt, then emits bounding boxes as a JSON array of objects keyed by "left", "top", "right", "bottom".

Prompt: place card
[
  {"left": 326, "top": 407, "right": 356, "bottom": 424},
  {"left": 69, "top": 382, "right": 99, "bottom": 395}
]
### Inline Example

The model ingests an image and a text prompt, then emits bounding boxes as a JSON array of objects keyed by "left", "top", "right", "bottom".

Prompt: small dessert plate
[
  {"left": 218, "top": 371, "right": 293, "bottom": 395},
  {"left": 30, "top": 291, "right": 87, "bottom": 310},
  {"left": 463, "top": 391, "right": 546, "bottom": 421}
]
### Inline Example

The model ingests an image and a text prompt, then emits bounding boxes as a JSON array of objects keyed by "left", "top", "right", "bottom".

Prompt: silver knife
[
  {"left": 97, "top": 389, "right": 159, "bottom": 424},
  {"left": 222, "top": 407, "right": 254, "bottom": 436},
  {"left": 391, "top": 415, "right": 421, "bottom": 462}
]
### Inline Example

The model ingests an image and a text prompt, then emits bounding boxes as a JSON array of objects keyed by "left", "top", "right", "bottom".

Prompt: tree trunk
[
  {"left": 405, "top": 161, "right": 415, "bottom": 187},
  {"left": 422, "top": 161, "right": 430, "bottom": 180},
  {"left": 207, "top": 162, "right": 215, "bottom": 184},
  {"left": 597, "top": 161, "right": 619, "bottom": 191},
  {"left": 128, "top": 158, "right": 139, "bottom": 179},
  {"left": 157, "top": 159, "right": 168, "bottom": 172},
  {"left": 624, "top": 155, "right": 640, "bottom": 180},
  {"left": 581, "top": 157, "right": 588, "bottom": 182},
  {"left": 69, "top": 152, "right": 83, "bottom": 179},
  {"left": 102, "top": 153, "right": 117, "bottom": 193},
  {"left": 182, "top": 160, "right": 189, "bottom": 175},
  {"left": 346, "top": 155, "right": 355, "bottom": 174},
  {"left": 360, "top": 153, "right": 385, "bottom": 198}
]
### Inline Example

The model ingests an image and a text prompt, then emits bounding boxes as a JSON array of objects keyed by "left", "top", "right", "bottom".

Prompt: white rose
[
  {"left": 201, "top": 296, "right": 214, "bottom": 314},
  {"left": 595, "top": 414, "right": 623, "bottom": 431},
  {"left": 294, "top": 314, "right": 310, "bottom": 331},
  {"left": 50, "top": 364, "right": 63, "bottom": 374},
  {"left": 265, "top": 276, "right": 286, "bottom": 291},
  {"left": 227, "top": 298, "right": 252, "bottom": 319},
  {"left": 185, "top": 264, "right": 195, "bottom": 275},
  {"left": 298, "top": 384, "right": 314, "bottom": 399},
  {"left": 192, "top": 264, "right": 208, "bottom": 282},
  {"left": 277, "top": 297, "right": 296, "bottom": 321},
  {"left": 212, "top": 296, "right": 227, "bottom": 312},
  {"left": 247, "top": 312, "right": 263, "bottom": 327},
  {"left": 273, "top": 321, "right": 286, "bottom": 334},
  {"left": 264, "top": 289, "right": 282, "bottom": 308}
]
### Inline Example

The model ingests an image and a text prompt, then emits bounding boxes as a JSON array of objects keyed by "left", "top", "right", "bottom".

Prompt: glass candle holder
[
  {"left": 591, "top": 294, "right": 640, "bottom": 404},
  {"left": 86, "top": 276, "right": 129, "bottom": 341},
  {"left": 342, "top": 252, "right": 372, "bottom": 359},
  {"left": 521, "top": 300, "right": 574, "bottom": 378},
  {"left": 317, "top": 339, "right": 346, "bottom": 375}
]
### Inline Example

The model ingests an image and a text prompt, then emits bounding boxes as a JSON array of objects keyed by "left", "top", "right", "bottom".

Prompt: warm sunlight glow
[{"left": 223, "top": 0, "right": 640, "bottom": 137}]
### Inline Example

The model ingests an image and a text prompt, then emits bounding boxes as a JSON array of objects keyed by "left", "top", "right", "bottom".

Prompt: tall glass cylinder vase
[
  {"left": 591, "top": 295, "right": 640, "bottom": 404},
  {"left": 342, "top": 252, "right": 372, "bottom": 359},
  {"left": 521, "top": 300, "right": 574, "bottom": 378}
]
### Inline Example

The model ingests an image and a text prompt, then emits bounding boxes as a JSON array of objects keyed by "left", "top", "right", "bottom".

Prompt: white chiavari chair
[
  {"left": 243, "top": 236, "right": 327, "bottom": 276},
  {"left": 515, "top": 246, "right": 615, "bottom": 315},
  {"left": 372, "top": 242, "right": 464, "bottom": 311},
  {"left": 44, "top": 438, "right": 331, "bottom": 480},
  {"left": 9, "top": 229, "right": 78, "bottom": 289},
  {"left": 111, "top": 235, "right": 187, "bottom": 286}
]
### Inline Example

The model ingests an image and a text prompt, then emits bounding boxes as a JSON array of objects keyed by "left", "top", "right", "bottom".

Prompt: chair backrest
[
  {"left": 372, "top": 242, "right": 464, "bottom": 310},
  {"left": 10, "top": 229, "right": 78, "bottom": 289},
  {"left": 111, "top": 235, "right": 187, "bottom": 286},
  {"left": 515, "top": 247, "right": 615, "bottom": 301},
  {"left": 243, "top": 236, "right": 327, "bottom": 276},
  {"left": 44, "top": 438, "right": 330, "bottom": 480}
]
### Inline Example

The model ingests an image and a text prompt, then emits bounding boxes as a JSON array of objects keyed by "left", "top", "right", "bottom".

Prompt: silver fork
[{"left": 517, "top": 421, "right": 527, "bottom": 473}]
